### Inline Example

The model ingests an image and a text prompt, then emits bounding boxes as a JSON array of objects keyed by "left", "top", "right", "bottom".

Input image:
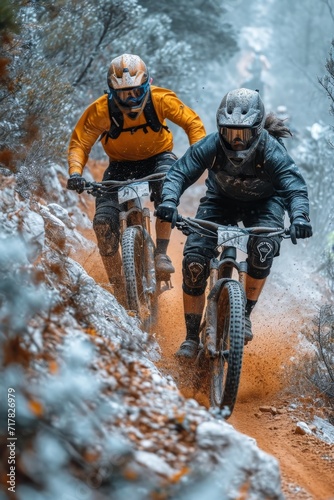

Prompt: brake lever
[{"left": 175, "top": 221, "right": 193, "bottom": 236}]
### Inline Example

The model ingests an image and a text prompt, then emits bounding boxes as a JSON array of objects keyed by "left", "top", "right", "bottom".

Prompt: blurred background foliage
[{"left": 0, "top": 0, "right": 237, "bottom": 173}]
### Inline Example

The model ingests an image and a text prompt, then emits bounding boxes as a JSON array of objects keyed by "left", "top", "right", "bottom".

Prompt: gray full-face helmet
[{"left": 216, "top": 88, "right": 265, "bottom": 166}]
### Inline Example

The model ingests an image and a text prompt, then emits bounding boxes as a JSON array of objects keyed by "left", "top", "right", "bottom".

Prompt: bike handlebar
[
  {"left": 83, "top": 172, "right": 166, "bottom": 191},
  {"left": 174, "top": 215, "right": 291, "bottom": 239}
]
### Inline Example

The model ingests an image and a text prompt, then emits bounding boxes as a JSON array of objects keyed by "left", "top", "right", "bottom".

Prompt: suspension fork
[
  {"left": 238, "top": 261, "right": 248, "bottom": 294},
  {"left": 206, "top": 257, "right": 229, "bottom": 358},
  {"left": 119, "top": 199, "right": 143, "bottom": 237},
  {"left": 142, "top": 207, "right": 151, "bottom": 236}
]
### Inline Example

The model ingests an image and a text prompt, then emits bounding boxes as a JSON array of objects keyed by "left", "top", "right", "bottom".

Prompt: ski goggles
[
  {"left": 219, "top": 127, "right": 256, "bottom": 147},
  {"left": 110, "top": 81, "right": 149, "bottom": 106}
]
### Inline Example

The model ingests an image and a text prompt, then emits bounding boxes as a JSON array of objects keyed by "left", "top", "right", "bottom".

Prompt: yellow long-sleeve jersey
[{"left": 68, "top": 85, "right": 206, "bottom": 176}]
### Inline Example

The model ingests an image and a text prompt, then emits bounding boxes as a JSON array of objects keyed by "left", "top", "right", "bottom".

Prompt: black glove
[
  {"left": 290, "top": 216, "right": 313, "bottom": 245},
  {"left": 66, "top": 173, "right": 86, "bottom": 194},
  {"left": 155, "top": 201, "right": 178, "bottom": 228}
]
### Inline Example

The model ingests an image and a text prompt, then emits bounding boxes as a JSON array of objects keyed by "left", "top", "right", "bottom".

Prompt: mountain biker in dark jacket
[
  {"left": 66, "top": 54, "right": 206, "bottom": 301},
  {"left": 156, "top": 88, "right": 312, "bottom": 358}
]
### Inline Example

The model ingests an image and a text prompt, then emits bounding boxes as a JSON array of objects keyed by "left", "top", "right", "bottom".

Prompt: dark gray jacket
[{"left": 162, "top": 129, "right": 310, "bottom": 220}]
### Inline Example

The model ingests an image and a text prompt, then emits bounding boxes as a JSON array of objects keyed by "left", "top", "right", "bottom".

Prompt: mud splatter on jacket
[
  {"left": 161, "top": 129, "right": 310, "bottom": 221},
  {"left": 68, "top": 85, "right": 206, "bottom": 176}
]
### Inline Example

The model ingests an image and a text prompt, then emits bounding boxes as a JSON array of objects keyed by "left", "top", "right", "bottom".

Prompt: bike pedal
[
  {"left": 165, "top": 278, "right": 173, "bottom": 289},
  {"left": 158, "top": 277, "right": 173, "bottom": 291}
]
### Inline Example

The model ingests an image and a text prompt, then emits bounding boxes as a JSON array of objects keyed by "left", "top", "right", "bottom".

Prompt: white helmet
[{"left": 107, "top": 54, "right": 150, "bottom": 118}]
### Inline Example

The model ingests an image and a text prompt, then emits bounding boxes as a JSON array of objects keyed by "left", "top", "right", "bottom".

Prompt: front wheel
[
  {"left": 121, "top": 226, "right": 157, "bottom": 331},
  {"left": 210, "top": 280, "right": 245, "bottom": 418}
]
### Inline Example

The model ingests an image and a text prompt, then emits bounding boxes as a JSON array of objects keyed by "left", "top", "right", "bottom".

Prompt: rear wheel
[
  {"left": 210, "top": 280, "right": 245, "bottom": 418},
  {"left": 122, "top": 226, "right": 157, "bottom": 331}
]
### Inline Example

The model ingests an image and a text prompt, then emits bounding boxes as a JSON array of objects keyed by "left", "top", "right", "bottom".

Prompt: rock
[
  {"left": 277, "top": 408, "right": 287, "bottom": 414},
  {"left": 196, "top": 421, "right": 231, "bottom": 448},
  {"left": 39, "top": 205, "right": 67, "bottom": 251},
  {"left": 259, "top": 406, "right": 277, "bottom": 414},
  {"left": 21, "top": 209, "right": 45, "bottom": 259},
  {"left": 135, "top": 450, "right": 176, "bottom": 476},
  {"left": 295, "top": 422, "right": 313, "bottom": 435},
  {"left": 47, "top": 203, "right": 75, "bottom": 229}
]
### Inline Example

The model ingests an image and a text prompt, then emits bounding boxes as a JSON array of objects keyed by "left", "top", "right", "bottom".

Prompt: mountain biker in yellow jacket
[
  {"left": 156, "top": 88, "right": 313, "bottom": 358},
  {"left": 67, "top": 54, "right": 206, "bottom": 301}
]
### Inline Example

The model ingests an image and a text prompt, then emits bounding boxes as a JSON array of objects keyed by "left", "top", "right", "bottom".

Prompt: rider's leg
[
  {"left": 183, "top": 291, "right": 205, "bottom": 340},
  {"left": 244, "top": 276, "right": 267, "bottom": 344},
  {"left": 176, "top": 252, "right": 209, "bottom": 358},
  {"left": 93, "top": 199, "right": 126, "bottom": 306},
  {"left": 151, "top": 153, "right": 178, "bottom": 278},
  {"left": 175, "top": 293, "right": 206, "bottom": 359},
  {"left": 245, "top": 275, "right": 267, "bottom": 314},
  {"left": 154, "top": 219, "right": 175, "bottom": 277},
  {"left": 243, "top": 195, "right": 285, "bottom": 342},
  {"left": 245, "top": 235, "right": 280, "bottom": 342},
  {"left": 100, "top": 251, "right": 122, "bottom": 283}
]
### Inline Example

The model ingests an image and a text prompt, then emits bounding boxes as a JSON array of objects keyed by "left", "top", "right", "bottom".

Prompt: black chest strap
[{"left": 100, "top": 90, "right": 169, "bottom": 143}]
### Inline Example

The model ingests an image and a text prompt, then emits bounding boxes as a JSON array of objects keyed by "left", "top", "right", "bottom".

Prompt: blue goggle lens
[{"left": 111, "top": 81, "right": 149, "bottom": 107}]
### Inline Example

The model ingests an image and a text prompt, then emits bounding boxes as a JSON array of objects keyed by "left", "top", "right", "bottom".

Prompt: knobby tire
[
  {"left": 121, "top": 226, "right": 157, "bottom": 332},
  {"left": 210, "top": 280, "right": 245, "bottom": 418}
]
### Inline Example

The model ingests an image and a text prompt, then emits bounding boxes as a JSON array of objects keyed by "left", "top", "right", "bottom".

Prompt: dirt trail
[
  {"left": 155, "top": 227, "right": 334, "bottom": 500},
  {"left": 76, "top": 163, "right": 334, "bottom": 500}
]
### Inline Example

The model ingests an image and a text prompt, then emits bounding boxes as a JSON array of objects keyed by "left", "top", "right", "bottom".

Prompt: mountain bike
[
  {"left": 84, "top": 173, "right": 171, "bottom": 332},
  {"left": 175, "top": 215, "right": 290, "bottom": 418}
]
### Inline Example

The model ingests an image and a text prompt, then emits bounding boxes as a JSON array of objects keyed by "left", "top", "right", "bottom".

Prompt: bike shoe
[
  {"left": 155, "top": 254, "right": 175, "bottom": 279},
  {"left": 175, "top": 340, "right": 199, "bottom": 359},
  {"left": 244, "top": 315, "right": 253, "bottom": 345}
]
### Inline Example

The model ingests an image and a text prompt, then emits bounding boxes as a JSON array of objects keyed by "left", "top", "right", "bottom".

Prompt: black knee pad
[
  {"left": 182, "top": 253, "right": 210, "bottom": 296},
  {"left": 93, "top": 217, "right": 119, "bottom": 256},
  {"left": 247, "top": 235, "right": 280, "bottom": 279}
]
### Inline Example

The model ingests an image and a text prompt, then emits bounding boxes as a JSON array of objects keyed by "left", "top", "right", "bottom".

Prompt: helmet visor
[
  {"left": 111, "top": 81, "right": 149, "bottom": 107},
  {"left": 220, "top": 127, "right": 256, "bottom": 150}
]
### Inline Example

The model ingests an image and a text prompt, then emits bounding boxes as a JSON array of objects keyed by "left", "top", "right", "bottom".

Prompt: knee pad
[
  {"left": 93, "top": 217, "right": 119, "bottom": 256},
  {"left": 247, "top": 235, "right": 280, "bottom": 279},
  {"left": 182, "top": 253, "right": 210, "bottom": 296}
]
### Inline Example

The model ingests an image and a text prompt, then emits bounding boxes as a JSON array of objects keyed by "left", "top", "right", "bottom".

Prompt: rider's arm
[
  {"left": 264, "top": 135, "right": 310, "bottom": 220},
  {"left": 152, "top": 86, "right": 206, "bottom": 145},
  {"left": 68, "top": 96, "right": 109, "bottom": 176},
  {"left": 162, "top": 134, "right": 217, "bottom": 204}
]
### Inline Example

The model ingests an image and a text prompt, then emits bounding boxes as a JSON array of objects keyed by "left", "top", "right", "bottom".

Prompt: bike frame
[
  {"left": 175, "top": 215, "right": 290, "bottom": 416},
  {"left": 83, "top": 173, "right": 168, "bottom": 330}
]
